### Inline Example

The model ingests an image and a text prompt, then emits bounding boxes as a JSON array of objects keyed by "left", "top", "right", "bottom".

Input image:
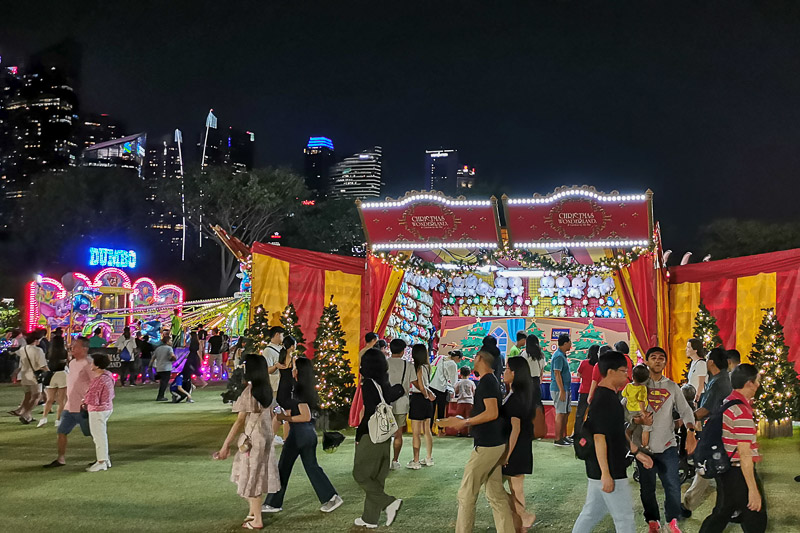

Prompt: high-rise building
[
  {"left": 81, "top": 132, "right": 147, "bottom": 176},
  {"left": 0, "top": 40, "right": 82, "bottom": 227},
  {"left": 304, "top": 136, "right": 335, "bottom": 195},
  {"left": 140, "top": 133, "right": 185, "bottom": 251},
  {"left": 456, "top": 164, "right": 477, "bottom": 191},
  {"left": 75, "top": 113, "right": 124, "bottom": 149},
  {"left": 425, "top": 149, "right": 458, "bottom": 194},
  {"left": 199, "top": 122, "right": 255, "bottom": 173},
  {"left": 329, "top": 146, "right": 382, "bottom": 199}
]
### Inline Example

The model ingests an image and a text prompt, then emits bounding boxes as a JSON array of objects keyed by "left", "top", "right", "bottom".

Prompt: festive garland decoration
[{"left": 372, "top": 243, "right": 656, "bottom": 278}]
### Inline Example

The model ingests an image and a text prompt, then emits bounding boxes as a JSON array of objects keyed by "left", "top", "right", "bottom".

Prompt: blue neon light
[
  {"left": 307, "top": 136, "right": 334, "bottom": 150},
  {"left": 89, "top": 247, "right": 137, "bottom": 269}
]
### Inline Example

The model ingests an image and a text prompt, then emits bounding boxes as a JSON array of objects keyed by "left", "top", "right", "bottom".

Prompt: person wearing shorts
[
  {"left": 39, "top": 332, "right": 69, "bottom": 428},
  {"left": 44, "top": 336, "right": 94, "bottom": 468},
  {"left": 550, "top": 334, "right": 573, "bottom": 447}
]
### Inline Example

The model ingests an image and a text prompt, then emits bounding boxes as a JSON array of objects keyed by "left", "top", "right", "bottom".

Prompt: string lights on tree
[
  {"left": 280, "top": 303, "right": 306, "bottom": 355},
  {"left": 749, "top": 308, "right": 798, "bottom": 426},
  {"left": 685, "top": 299, "right": 723, "bottom": 379},
  {"left": 312, "top": 297, "right": 356, "bottom": 414}
]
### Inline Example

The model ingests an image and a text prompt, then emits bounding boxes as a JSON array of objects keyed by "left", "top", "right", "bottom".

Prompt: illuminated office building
[
  {"left": 456, "top": 164, "right": 477, "bottom": 191},
  {"left": 329, "top": 146, "right": 382, "bottom": 199},
  {"left": 76, "top": 113, "right": 124, "bottom": 149},
  {"left": 303, "top": 136, "right": 335, "bottom": 195},
  {"left": 81, "top": 132, "right": 147, "bottom": 176},
  {"left": 425, "top": 148, "right": 458, "bottom": 194}
]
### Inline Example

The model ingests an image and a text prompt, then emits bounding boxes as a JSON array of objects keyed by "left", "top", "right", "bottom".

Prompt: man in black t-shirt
[
  {"left": 443, "top": 350, "right": 514, "bottom": 533},
  {"left": 573, "top": 351, "right": 653, "bottom": 533}
]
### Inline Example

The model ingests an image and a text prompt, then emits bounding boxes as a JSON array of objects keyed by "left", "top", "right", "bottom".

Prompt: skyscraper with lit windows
[
  {"left": 425, "top": 148, "right": 458, "bottom": 194},
  {"left": 329, "top": 146, "right": 382, "bottom": 199},
  {"left": 303, "top": 136, "right": 334, "bottom": 195}
]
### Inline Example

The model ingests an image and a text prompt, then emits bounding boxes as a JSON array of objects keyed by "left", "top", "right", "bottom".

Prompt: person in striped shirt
[{"left": 699, "top": 363, "right": 766, "bottom": 533}]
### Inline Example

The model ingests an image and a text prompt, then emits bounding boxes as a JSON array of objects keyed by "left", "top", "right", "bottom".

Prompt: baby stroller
[{"left": 632, "top": 384, "right": 696, "bottom": 484}]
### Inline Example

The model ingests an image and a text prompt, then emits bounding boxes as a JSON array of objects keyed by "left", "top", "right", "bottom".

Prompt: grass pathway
[{"left": 1, "top": 383, "right": 798, "bottom": 531}]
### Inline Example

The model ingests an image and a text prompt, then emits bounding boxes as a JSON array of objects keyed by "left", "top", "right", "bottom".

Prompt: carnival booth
[
  {"left": 357, "top": 187, "right": 669, "bottom": 437},
  {"left": 668, "top": 247, "right": 800, "bottom": 379}
]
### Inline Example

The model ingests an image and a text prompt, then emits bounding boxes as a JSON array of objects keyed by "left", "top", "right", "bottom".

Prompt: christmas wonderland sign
[
  {"left": 503, "top": 187, "right": 653, "bottom": 248},
  {"left": 358, "top": 192, "right": 502, "bottom": 250}
]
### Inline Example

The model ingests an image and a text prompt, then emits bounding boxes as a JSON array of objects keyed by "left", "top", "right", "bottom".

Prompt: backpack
[
  {"left": 693, "top": 398, "right": 744, "bottom": 479},
  {"left": 573, "top": 415, "right": 595, "bottom": 461},
  {"left": 368, "top": 379, "right": 398, "bottom": 444}
]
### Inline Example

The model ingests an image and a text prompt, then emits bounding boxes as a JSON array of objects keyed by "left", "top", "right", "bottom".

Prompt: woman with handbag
[
  {"left": 38, "top": 334, "right": 69, "bottom": 428},
  {"left": 216, "top": 354, "right": 280, "bottom": 530},
  {"left": 407, "top": 343, "right": 435, "bottom": 470},
  {"left": 523, "top": 336, "right": 547, "bottom": 439},
  {"left": 84, "top": 352, "right": 115, "bottom": 472},
  {"left": 353, "top": 348, "right": 405, "bottom": 529},
  {"left": 263, "top": 356, "right": 342, "bottom": 514},
  {"left": 15, "top": 332, "right": 48, "bottom": 424}
]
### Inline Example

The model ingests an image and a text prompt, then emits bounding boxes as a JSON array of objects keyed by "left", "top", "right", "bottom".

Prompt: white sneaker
[
  {"left": 261, "top": 504, "right": 282, "bottom": 513},
  {"left": 354, "top": 517, "right": 378, "bottom": 529},
  {"left": 320, "top": 494, "right": 343, "bottom": 513},
  {"left": 37, "top": 417, "right": 48, "bottom": 428},
  {"left": 54, "top": 418, "right": 60, "bottom": 428},
  {"left": 406, "top": 460, "right": 421, "bottom": 470},
  {"left": 273, "top": 436, "right": 284, "bottom": 446},
  {"left": 389, "top": 460, "right": 402, "bottom": 470},
  {"left": 86, "top": 461, "right": 108, "bottom": 472},
  {"left": 385, "top": 498, "right": 403, "bottom": 526},
  {"left": 420, "top": 457, "right": 434, "bottom": 466}
]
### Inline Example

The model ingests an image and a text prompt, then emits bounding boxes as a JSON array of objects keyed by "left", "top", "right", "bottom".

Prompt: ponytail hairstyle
[
  {"left": 587, "top": 344, "right": 600, "bottom": 366},
  {"left": 279, "top": 334, "right": 296, "bottom": 365},
  {"left": 244, "top": 353, "right": 273, "bottom": 408},
  {"left": 293, "top": 356, "right": 318, "bottom": 409}
]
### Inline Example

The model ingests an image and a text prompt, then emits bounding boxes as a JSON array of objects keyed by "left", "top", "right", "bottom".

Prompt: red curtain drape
[{"left": 615, "top": 254, "right": 661, "bottom": 353}]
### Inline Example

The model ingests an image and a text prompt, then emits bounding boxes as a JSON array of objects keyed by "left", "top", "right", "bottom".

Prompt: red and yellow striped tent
[
  {"left": 250, "top": 242, "right": 404, "bottom": 372},
  {"left": 668, "top": 248, "right": 800, "bottom": 382}
]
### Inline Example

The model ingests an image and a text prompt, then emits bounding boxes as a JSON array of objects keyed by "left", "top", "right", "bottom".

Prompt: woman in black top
[
  {"left": 501, "top": 356, "right": 536, "bottom": 531},
  {"left": 263, "top": 357, "right": 342, "bottom": 514},
  {"left": 40, "top": 334, "right": 68, "bottom": 428},
  {"left": 523, "top": 335, "right": 545, "bottom": 409},
  {"left": 275, "top": 335, "right": 297, "bottom": 411},
  {"left": 183, "top": 331, "right": 203, "bottom": 389},
  {"left": 353, "top": 348, "right": 404, "bottom": 529}
]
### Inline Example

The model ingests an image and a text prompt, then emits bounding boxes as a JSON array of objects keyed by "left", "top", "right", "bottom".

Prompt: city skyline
[{"left": 3, "top": 2, "right": 800, "bottom": 253}]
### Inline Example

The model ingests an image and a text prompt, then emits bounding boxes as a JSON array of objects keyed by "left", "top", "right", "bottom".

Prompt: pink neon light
[
  {"left": 157, "top": 284, "right": 185, "bottom": 305},
  {"left": 73, "top": 272, "right": 92, "bottom": 288},
  {"left": 130, "top": 277, "right": 158, "bottom": 309},
  {"left": 26, "top": 282, "right": 37, "bottom": 331},
  {"left": 92, "top": 267, "right": 132, "bottom": 288}
]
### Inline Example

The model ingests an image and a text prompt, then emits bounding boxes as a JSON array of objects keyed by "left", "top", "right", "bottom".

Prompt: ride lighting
[
  {"left": 371, "top": 242, "right": 499, "bottom": 250},
  {"left": 361, "top": 195, "right": 493, "bottom": 209},
  {"left": 513, "top": 240, "right": 650, "bottom": 249},
  {"left": 507, "top": 191, "right": 647, "bottom": 205}
]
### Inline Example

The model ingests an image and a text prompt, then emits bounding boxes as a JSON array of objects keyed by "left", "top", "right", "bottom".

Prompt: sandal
[
  {"left": 244, "top": 515, "right": 254, "bottom": 522},
  {"left": 242, "top": 522, "right": 263, "bottom": 529}
]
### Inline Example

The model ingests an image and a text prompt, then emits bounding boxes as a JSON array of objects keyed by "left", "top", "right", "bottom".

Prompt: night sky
[{"left": 4, "top": 1, "right": 800, "bottom": 255}]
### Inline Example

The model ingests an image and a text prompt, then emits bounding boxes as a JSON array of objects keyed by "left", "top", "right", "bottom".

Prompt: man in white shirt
[
  {"left": 261, "top": 326, "right": 285, "bottom": 444},
  {"left": 15, "top": 333, "right": 48, "bottom": 424},
  {"left": 430, "top": 350, "right": 461, "bottom": 435},
  {"left": 387, "top": 338, "right": 412, "bottom": 469}
]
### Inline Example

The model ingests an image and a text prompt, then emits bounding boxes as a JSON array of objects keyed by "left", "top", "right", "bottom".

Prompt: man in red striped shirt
[{"left": 699, "top": 363, "right": 766, "bottom": 533}]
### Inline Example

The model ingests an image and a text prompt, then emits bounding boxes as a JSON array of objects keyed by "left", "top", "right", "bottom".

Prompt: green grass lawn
[{"left": 1, "top": 382, "right": 799, "bottom": 532}]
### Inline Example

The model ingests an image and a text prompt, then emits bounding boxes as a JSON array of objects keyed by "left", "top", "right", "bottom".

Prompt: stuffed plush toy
[
  {"left": 570, "top": 276, "right": 586, "bottom": 299},
  {"left": 539, "top": 275, "right": 556, "bottom": 297},
  {"left": 600, "top": 276, "right": 615, "bottom": 296},
  {"left": 556, "top": 275, "right": 571, "bottom": 297},
  {"left": 587, "top": 275, "right": 603, "bottom": 299},
  {"left": 509, "top": 276, "right": 525, "bottom": 297}
]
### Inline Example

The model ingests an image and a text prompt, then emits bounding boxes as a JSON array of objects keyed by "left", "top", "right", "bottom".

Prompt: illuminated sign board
[{"left": 89, "top": 247, "right": 137, "bottom": 269}]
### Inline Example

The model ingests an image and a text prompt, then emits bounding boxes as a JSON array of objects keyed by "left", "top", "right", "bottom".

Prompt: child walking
[{"left": 452, "top": 366, "right": 475, "bottom": 437}]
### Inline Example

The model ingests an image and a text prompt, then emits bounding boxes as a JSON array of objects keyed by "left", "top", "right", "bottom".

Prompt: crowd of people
[{"left": 2, "top": 321, "right": 778, "bottom": 532}]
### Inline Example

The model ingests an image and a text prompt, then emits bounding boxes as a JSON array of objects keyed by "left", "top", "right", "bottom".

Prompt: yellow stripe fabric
[
  {"left": 251, "top": 253, "right": 289, "bottom": 324},
  {"left": 736, "top": 273, "right": 776, "bottom": 363},
  {"left": 375, "top": 268, "right": 405, "bottom": 331},
  {"left": 668, "top": 282, "right": 701, "bottom": 383},
  {"left": 325, "top": 270, "right": 362, "bottom": 374}
]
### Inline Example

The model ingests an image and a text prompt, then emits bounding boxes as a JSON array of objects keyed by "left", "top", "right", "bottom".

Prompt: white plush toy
[
  {"left": 539, "top": 275, "right": 556, "bottom": 297},
  {"left": 570, "top": 276, "right": 586, "bottom": 299},
  {"left": 556, "top": 275, "right": 571, "bottom": 297},
  {"left": 477, "top": 281, "right": 490, "bottom": 296},
  {"left": 465, "top": 274, "right": 479, "bottom": 294},
  {"left": 587, "top": 275, "right": 603, "bottom": 299},
  {"left": 600, "top": 276, "right": 616, "bottom": 296},
  {"left": 509, "top": 276, "right": 525, "bottom": 297}
]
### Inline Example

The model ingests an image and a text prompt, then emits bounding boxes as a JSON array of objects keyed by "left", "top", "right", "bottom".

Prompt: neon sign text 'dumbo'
[{"left": 89, "top": 247, "right": 137, "bottom": 269}]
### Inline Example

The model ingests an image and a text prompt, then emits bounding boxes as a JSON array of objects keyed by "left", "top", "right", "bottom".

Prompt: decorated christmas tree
[
  {"left": 313, "top": 299, "right": 356, "bottom": 416},
  {"left": 685, "top": 299, "right": 723, "bottom": 379},
  {"left": 571, "top": 320, "right": 606, "bottom": 371},
  {"left": 280, "top": 303, "right": 307, "bottom": 355},
  {"left": 460, "top": 321, "right": 489, "bottom": 366},
  {"left": 249, "top": 304, "right": 271, "bottom": 353},
  {"left": 524, "top": 321, "right": 548, "bottom": 348},
  {"left": 749, "top": 308, "right": 798, "bottom": 437}
]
